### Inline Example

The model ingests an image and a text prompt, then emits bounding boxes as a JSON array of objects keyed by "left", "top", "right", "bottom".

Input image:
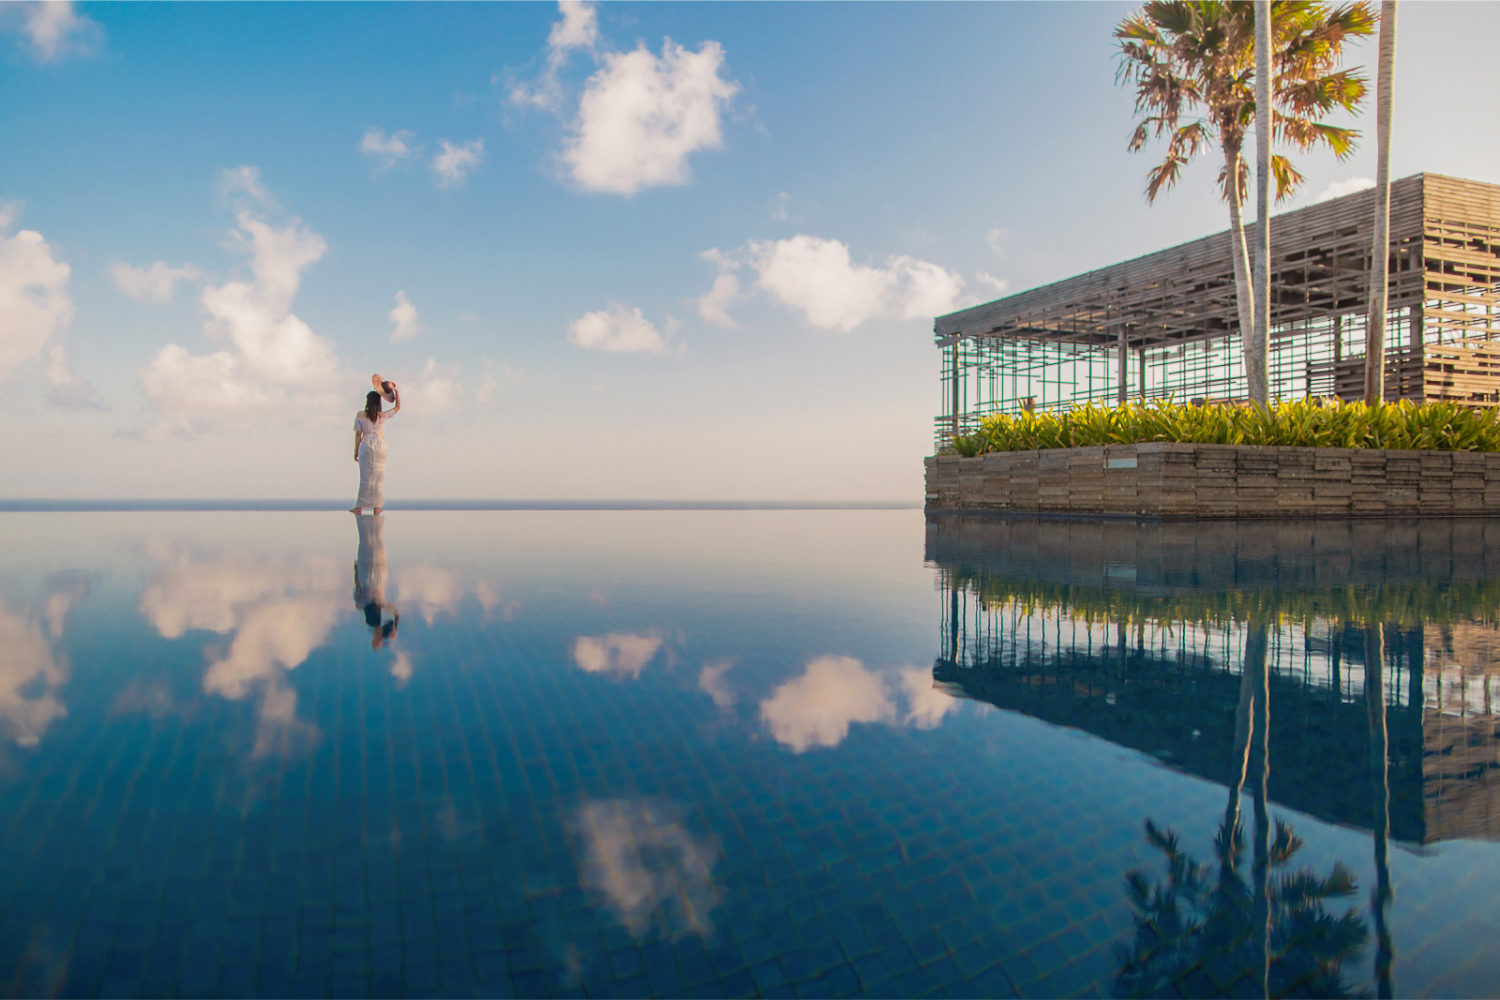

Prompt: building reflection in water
[{"left": 927, "top": 517, "right": 1500, "bottom": 999}]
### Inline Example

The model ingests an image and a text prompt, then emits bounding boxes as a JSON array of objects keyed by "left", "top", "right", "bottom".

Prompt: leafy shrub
[{"left": 948, "top": 398, "right": 1500, "bottom": 456}]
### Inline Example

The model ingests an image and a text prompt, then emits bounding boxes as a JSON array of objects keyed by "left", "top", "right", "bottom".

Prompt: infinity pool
[{"left": 2, "top": 511, "right": 1498, "bottom": 998}]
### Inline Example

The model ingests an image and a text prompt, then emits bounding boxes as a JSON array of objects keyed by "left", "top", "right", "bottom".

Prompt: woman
[{"left": 351, "top": 380, "right": 399, "bottom": 514}]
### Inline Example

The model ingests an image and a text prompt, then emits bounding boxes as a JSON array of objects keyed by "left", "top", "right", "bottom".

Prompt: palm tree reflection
[{"left": 1115, "top": 619, "right": 1371, "bottom": 999}]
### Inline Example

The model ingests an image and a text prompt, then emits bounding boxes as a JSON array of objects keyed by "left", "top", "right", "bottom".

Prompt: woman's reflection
[{"left": 353, "top": 513, "right": 399, "bottom": 649}]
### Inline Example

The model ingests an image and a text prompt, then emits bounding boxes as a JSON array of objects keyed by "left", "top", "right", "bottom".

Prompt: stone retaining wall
[{"left": 924, "top": 443, "right": 1500, "bottom": 519}]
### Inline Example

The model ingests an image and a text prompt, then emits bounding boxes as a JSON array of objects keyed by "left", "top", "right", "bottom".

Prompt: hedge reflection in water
[{"left": 926, "top": 518, "right": 1500, "bottom": 998}]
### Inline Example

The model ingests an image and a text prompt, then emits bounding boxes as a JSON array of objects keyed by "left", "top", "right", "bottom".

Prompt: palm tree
[
  {"left": 1363, "top": 1, "right": 1398, "bottom": 404},
  {"left": 1117, "top": 1, "right": 1375, "bottom": 405}
]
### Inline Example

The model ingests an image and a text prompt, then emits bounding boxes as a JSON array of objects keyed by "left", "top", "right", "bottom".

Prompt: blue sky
[{"left": 3, "top": 0, "right": 1498, "bottom": 500}]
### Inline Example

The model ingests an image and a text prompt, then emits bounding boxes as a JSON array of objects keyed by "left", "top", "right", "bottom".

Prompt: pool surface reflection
[{"left": 1, "top": 511, "right": 1498, "bottom": 998}]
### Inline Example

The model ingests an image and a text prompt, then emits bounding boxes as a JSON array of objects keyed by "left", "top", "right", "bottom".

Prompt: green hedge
[{"left": 948, "top": 398, "right": 1500, "bottom": 457}]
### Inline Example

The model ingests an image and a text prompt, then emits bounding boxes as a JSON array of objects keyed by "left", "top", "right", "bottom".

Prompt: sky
[{"left": 3, "top": 0, "right": 1499, "bottom": 501}]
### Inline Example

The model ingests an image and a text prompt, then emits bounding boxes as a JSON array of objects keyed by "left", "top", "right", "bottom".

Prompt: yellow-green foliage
[{"left": 949, "top": 398, "right": 1500, "bottom": 457}]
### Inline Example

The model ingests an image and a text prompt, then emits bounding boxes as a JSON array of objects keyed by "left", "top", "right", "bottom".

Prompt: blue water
[{"left": 1, "top": 511, "right": 1498, "bottom": 998}]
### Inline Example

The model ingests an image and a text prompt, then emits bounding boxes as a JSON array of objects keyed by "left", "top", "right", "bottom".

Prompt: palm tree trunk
[
  {"left": 1251, "top": 0, "right": 1273, "bottom": 407},
  {"left": 1226, "top": 145, "right": 1258, "bottom": 397},
  {"left": 1365, "top": 1, "right": 1398, "bottom": 404}
]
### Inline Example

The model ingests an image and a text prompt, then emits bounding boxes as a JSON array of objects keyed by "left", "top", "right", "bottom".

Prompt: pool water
[{"left": 2, "top": 511, "right": 1498, "bottom": 998}]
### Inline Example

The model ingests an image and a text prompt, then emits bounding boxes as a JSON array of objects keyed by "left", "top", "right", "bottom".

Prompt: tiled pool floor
[{"left": 2, "top": 511, "right": 1499, "bottom": 998}]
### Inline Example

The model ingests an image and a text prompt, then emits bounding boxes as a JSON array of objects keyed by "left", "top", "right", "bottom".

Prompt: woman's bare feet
[
  {"left": 349, "top": 506, "right": 361, "bottom": 514},
  {"left": 373, "top": 507, "right": 383, "bottom": 515}
]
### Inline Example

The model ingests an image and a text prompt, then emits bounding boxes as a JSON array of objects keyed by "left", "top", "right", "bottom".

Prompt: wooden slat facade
[{"left": 935, "top": 174, "right": 1500, "bottom": 443}]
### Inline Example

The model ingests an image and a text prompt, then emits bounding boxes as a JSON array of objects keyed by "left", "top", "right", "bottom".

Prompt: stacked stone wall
[{"left": 924, "top": 443, "right": 1500, "bottom": 519}]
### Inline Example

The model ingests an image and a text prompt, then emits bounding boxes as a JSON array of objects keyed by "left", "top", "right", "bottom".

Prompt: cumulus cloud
[
  {"left": 571, "top": 631, "right": 664, "bottom": 679},
  {"left": 389, "top": 290, "right": 423, "bottom": 343},
  {"left": 695, "top": 248, "right": 742, "bottom": 328},
  {"left": 568, "top": 304, "right": 666, "bottom": 353},
  {"left": 217, "top": 165, "right": 274, "bottom": 205},
  {"left": 565, "top": 39, "right": 738, "bottom": 195},
  {"left": 137, "top": 175, "right": 343, "bottom": 437},
  {"left": 431, "top": 139, "right": 485, "bottom": 189},
  {"left": 976, "top": 272, "right": 1010, "bottom": 298},
  {"left": 1314, "top": 177, "right": 1376, "bottom": 204},
  {"left": 109, "top": 261, "right": 203, "bottom": 304},
  {"left": 698, "top": 235, "right": 966, "bottom": 331},
  {"left": 8, "top": 1, "right": 100, "bottom": 61},
  {"left": 409, "top": 357, "right": 462, "bottom": 413},
  {"left": 360, "top": 127, "right": 416, "bottom": 169},
  {"left": 510, "top": 1, "right": 599, "bottom": 110},
  {"left": 572, "top": 797, "right": 721, "bottom": 940},
  {"left": 45, "top": 344, "right": 106, "bottom": 411},
  {"left": 0, "top": 218, "right": 73, "bottom": 383}
]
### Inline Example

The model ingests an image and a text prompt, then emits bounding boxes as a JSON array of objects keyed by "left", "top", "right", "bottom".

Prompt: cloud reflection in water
[
  {"left": 570, "top": 631, "right": 664, "bottom": 679},
  {"left": 760, "top": 655, "right": 959, "bottom": 751},
  {"left": 572, "top": 797, "right": 722, "bottom": 941}
]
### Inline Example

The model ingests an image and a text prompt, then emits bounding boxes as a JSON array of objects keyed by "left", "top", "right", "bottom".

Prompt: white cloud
[
  {"left": 759, "top": 655, "right": 895, "bottom": 752},
  {"left": 1314, "top": 177, "right": 1376, "bottom": 204},
  {"left": 109, "top": 260, "right": 202, "bottom": 304},
  {"left": 409, "top": 356, "right": 462, "bottom": 413},
  {"left": 474, "top": 361, "right": 521, "bottom": 403},
  {"left": 549, "top": 0, "right": 599, "bottom": 54},
  {"left": 509, "top": 1, "right": 599, "bottom": 110},
  {"left": 431, "top": 139, "right": 485, "bottom": 189},
  {"left": 564, "top": 39, "right": 738, "bottom": 195},
  {"left": 45, "top": 344, "right": 106, "bottom": 411},
  {"left": 695, "top": 248, "right": 742, "bottom": 328},
  {"left": 217, "top": 165, "right": 273, "bottom": 205},
  {"left": 11, "top": 1, "right": 100, "bottom": 61},
  {"left": 770, "top": 192, "right": 789, "bottom": 220},
  {"left": 720, "top": 234, "right": 964, "bottom": 332},
  {"left": 0, "top": 221, "right": 73, "bottom": 382},
  {"left": 360, "top": 127, "right": 416, "bottom": 169},
  {"left": 568, "top": 304, "right": 666, "bottom": 354},
  {"left": 572, "top": 798, "right": 721, "bottom": 940},
  {"left": 985, "top": 226, "right": 1008, "bottom": 257},
  {"left": 389, "top": 290, "right": 423, "bottom": 343},
  {"left": 976, "top": 272, "right": 1010, "bottom": 298},
  {"left": 571, "top": 631, "right": 664, "bottom": 679},
  {"left": 137, "top": 178, "right": 342, "bottom": 437}
]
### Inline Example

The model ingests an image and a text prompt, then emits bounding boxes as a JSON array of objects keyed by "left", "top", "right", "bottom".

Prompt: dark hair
[
  {"left": 364, "top": 391, "right": 382, "bottom": 421},
  {"left": 364, "top": 602, "right": 382, "bottom": 628}
]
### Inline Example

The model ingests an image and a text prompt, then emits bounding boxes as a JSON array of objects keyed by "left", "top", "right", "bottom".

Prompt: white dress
[{"left": 355, "top": 411, "right": 391, "bottom": 509}]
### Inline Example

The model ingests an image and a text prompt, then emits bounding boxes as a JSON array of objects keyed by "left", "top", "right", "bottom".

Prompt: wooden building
[{"left": 934, "top": 174, "right": 1500, "bottom": 448}]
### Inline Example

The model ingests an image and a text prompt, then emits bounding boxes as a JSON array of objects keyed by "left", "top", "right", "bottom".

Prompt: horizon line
[{"left": 0, "top": 499, "right": 921, "bottom": 513}]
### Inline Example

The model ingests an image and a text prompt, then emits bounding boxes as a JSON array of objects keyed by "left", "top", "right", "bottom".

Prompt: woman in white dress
[{"left": 351, "top": 382, "right": 399, "bottom": 514}]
